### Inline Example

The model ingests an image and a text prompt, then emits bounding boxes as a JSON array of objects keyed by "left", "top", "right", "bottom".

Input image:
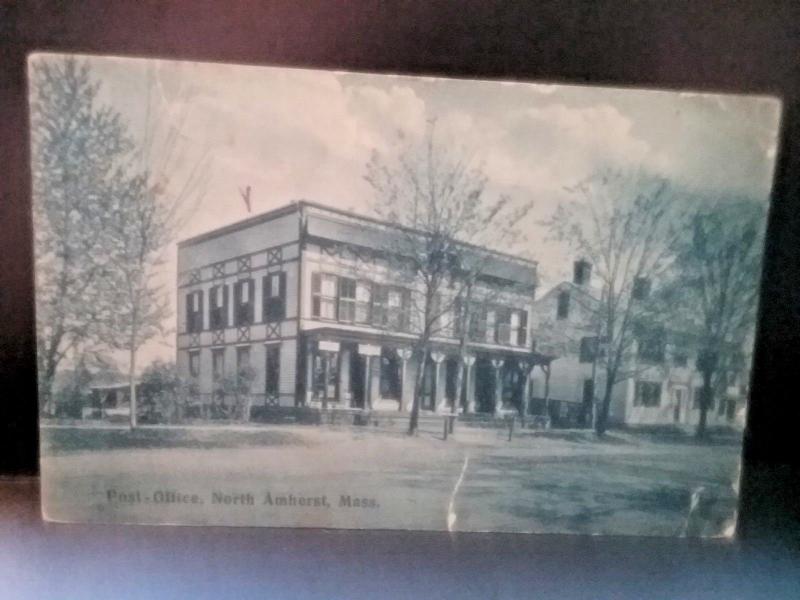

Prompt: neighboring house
[
  {"left": 176, "top": 201, "right": 552, "bottom": 417},
  {"left": 529, "top": 260, "right": 746, "bottom": 428}
]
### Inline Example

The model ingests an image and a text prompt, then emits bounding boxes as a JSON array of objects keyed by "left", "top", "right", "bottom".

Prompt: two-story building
[
  {"left": 528, "top": 260, "right": 745, "bottom": 428},
  {"left": 176, "top": 201, "right": 551, "bottom": 417}
]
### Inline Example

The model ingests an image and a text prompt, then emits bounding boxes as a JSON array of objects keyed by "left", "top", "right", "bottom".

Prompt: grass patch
[{"left": 41, "top": 427, "right": 305, "bottom": 456}]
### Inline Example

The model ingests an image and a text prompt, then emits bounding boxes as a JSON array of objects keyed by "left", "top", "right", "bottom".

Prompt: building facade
[
  {"left": 528, "top": 261, "right": 745, "bottom": 428},
  {"left": 176, "top": 201, "right": 550, "bottom": 416}
]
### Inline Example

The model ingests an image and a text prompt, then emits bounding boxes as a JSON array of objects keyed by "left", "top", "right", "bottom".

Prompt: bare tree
[
  {"left": 365, "top": 121, "right": 533, "bottom": 434},
  {"left": 30, "top": 57, "right": 135, "bottom": 414},
  {"left": 547, "top": 168, "right": 683, "bottom": 435},
  {"left": 660, "top": 198, "right": 765, "bottom": 438},
  {"left": 101, "top": 172, "right": 173, "bottom": 428}
]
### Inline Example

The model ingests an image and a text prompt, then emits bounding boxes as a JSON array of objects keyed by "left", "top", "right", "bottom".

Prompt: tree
[
  {"left": 219, "top": 365, "right": 258, "bottom": 422},
  {"left": 139, "top": 360, "right": 190, "bottom": 423},
  {"left": 547, "top": 168, "right": 683, "bottom": 436},
  {"left": 30, "top": 57, "right": 134, "bottom": 414},
  {"left": 365, "top": 121, "right": 533, "bottom": 434},
  {"left": 661, "top": 199, "right": 765, "bottom": 438},
  {"left": 100, "top": 172, "right": 173, "bottom": 429}
]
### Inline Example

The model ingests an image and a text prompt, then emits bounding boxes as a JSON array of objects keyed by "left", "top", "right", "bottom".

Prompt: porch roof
[{"left": 303, "top": 327, "right": 557, "bottom": 365}]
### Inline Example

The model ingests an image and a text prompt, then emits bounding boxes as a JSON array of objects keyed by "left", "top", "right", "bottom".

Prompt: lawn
[{"left": 39, "top": 423, "right": 741, "bottom": 537}]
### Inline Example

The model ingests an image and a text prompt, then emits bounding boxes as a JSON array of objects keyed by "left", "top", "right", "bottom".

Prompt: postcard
[{"left": 32, "top": 52, "right": 780, "bottom": 536}]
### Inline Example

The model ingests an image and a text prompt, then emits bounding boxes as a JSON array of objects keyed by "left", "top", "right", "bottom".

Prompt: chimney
[{"left": 573, "top": 259, "right": 591, "bottom": 286}]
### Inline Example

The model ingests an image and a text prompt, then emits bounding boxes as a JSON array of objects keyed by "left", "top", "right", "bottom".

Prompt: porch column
[
  {"left": 518, "top": 360, "right": 533, "bottom": 425},
  {"left": 430, "top": 351, "right": 446, "bottom": 412},
  {"left": 358, "top": 344, "right": 381, "bottom": 410},
  {"left": 491, "top": 359, "right": 505, "bottom": 416},
  {"left": 305, "top": 339, "right": 315, "bottom": 405},
  {"left": 396, "top": 348, "right": 413, "bottom": 412},
  {"left": 463, "top": 354, "right": 476, "bottom": 413}
]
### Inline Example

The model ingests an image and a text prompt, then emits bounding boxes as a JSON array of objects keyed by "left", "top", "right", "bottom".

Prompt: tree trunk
[
  {"left": 129, "top": 322, "right": 138, "bottom": 430},
  {"left": 696, "top": 368, "right": 714, "bottom": 439},
  {"left": 595, "top": 375, "right": 615, "bottom": 437},
  {"left": 543, "top": 364, "right": 551, "bottom": 423},
  {"left": 408, "top": 347, "right": 428, "bottom": 435},
  {"left": 40, "top": 361, "right": 57, "bottom": 417}
]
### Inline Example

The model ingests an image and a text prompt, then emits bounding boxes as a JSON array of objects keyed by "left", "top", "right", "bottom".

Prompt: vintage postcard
[{"left": 32, "top": 53, "right": 780, "bottom": 536}]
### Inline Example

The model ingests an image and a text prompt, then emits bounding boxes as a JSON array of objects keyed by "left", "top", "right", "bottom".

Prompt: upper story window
[
  {"left": 557, "top": 291, "right": 570, "bottom": 319},
  {"left": 515, "top": 310, "right": 528, "bottom": 347},
  {"left": 263, "top": 272, "right": 286, "bottom": 322},
  {"left": 234, "top": 279, "right": 254, "bottom": 326},
  {"left": 209, "top": 284, "right": 228, "bottom": 330},
  {"left": 579, "top": 336, "right": 598, "bottom": 363},
  {"left": 311, "top": 272, "right": 337, "bottom": 319},
  {"left": 672, "top": 351, "right": 688, "bottom": 368},
  {"left": 373, "top": 285, "right": 409, "bottom": 331},
  {"left": 632, "top": 276, "right": 651, "bottom": 301},
  {"left": 637, "top": 326, "right": 665, "bottom": 363},
  {"left": 186, "top": 290, "right": 204, "bottom": 333},
  {"left": 338, "top": 277, "right": 356, "bottom": 323},
  {"left": 485, "top": 309, "right": 496, "bottom": 343},
  {"left": 355, "top": 281, "right": 372, "bottom": 324},
  {"left": 495, "top": 308, "right": 511, "bottom": 345}
]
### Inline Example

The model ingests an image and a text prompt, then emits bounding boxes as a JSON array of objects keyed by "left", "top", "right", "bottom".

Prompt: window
[
  {"left": 338, "top": 277, "right": 356, "bottom": 323},
  {"left": 557, "top": 291, "right": 570, "bottom": 319},
  {"left": 265, "top": 344, "right": 281, "bottom": 399},
  {"left": 485, "top": 309, "right": 496, "bottom": 343},
  {"left": 311, "top": 272, "right": 337, "bottom": 319},
  {"left": 634, "top": 381, "right": 662, "bottom": 407},
  {"left": 579, "top": 336, "right": 599, "bottom": 363},
  {"left": 632, "top": 277, "right": 651, "bottom": 301},
  {"left": 209, "top": 284, "right": 228, "bottom": 329},
  {"left": 495, "top": 308, "right": 511, "bottom": 345},
  {"left": 188, "top": 350, "right": 200, "bottom": 378},
  {"left": 515, "top": 310, "right": 528, "bottom": 347},
  {"left": 637, "top": 326, "right": 665, "bottom": 363},
  {"left": 263, "top": 272, "right": 286, "bottom": 322},
  {"left": 386, "top": 288, "right": 408, "bottom": 331},
  {"left": 186, "top": 290, "right": 204, "bottom": 333},
  {"left": 236, "top": 345, "right": 251, "bottom": 375},
  {"left": 469, "top": 305, "right": 487, "bottom": 342},
  {"left": 234, "top": 279, "right": 254, "bottom": 326},
  {"left": 212, "top": 348, "right": 225, "bottom": 381},
  {"left": 372, "top": 285, "right": 408, "bottom": 331},
  {"left": 355, "top": 281, "right": 372, "bottom": 324}
]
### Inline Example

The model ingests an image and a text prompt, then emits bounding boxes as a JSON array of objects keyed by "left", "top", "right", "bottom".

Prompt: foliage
[
  {"left": 365, "top": 120, "right": 534, "bottom": 432},
  {"left": 546, "top": 167, "right": 685, "bottom": 435},
  {"left": 659, "top": 198, "right": 765, "bottom": 437},
  {"left": 30, "top": 57, "right": 135, "bottom": 413}
]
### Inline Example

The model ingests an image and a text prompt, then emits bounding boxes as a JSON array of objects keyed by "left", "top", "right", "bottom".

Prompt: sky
[{"left": 30, "top": 53, "right": 782, "bottom": 370}]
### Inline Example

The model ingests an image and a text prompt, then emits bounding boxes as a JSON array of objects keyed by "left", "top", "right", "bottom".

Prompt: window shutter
[
  {"left": 222, "top": 285, "right": 229, "bottom": 327},
  {"left": 519, "top": 310, "right": 528, "bottom": 347},
  {"left": 186, "top": 293, "right": 193, "bottom": 332},
  {"left": 198, "top": 291, "right": 204, "bottom": 331},
  {"left": 261, "top": 274, "right": 272, "bottom": 323},
  {"left": 279, "top": 272, "right": 287, "bottom": 319}
]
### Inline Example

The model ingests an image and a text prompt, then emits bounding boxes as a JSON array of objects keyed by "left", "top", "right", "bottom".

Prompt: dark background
[{"left": 1, "top": 1, "right": 799, "bottom": 597}]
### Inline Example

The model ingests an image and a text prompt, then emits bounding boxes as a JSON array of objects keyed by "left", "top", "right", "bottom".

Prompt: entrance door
[
  {"left": 581, "top": 378, "right": 594, "bottom": 427},
  {"left": 474, "top": 358, "right": 494, "bottom": 413},
  {"left": 445, "top": 358, "right": 459, "bottom": 410},
  {"left": 350, "top": 351, "right": 365, "bottom": 408}
]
